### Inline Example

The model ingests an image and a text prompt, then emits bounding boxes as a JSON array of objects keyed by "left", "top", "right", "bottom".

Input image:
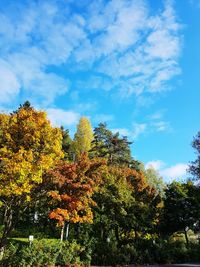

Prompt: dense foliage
[
  {"left": 189, "top": 131, "right": 200, "bottom": 180},
  {"left": 0, "top": 102, "right": 199, "bottom": 266}
]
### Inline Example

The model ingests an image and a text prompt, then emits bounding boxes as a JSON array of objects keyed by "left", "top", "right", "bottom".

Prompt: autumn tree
[
  {"left": 47, "top": 153, "right": 107, "bottom": 241},
  {"left": 72, "top": 117, "right": 93, "bottom": 159},
  {"left": 0, "top": 102, "right": 63, "bottom": 248}
]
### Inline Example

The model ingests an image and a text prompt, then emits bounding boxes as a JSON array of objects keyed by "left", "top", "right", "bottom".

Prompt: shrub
[{"left": 0, "top": 239, "right": 89, "bottom": 267}]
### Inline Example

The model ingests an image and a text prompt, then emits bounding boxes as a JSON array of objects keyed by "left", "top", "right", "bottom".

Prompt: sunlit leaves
[
  {"left": 0, "top": 104, "right": 63, "bottom": 197},
  {"left": 48, "top": 154, "right": 107, "bottom": 226},
  {"left": 72, "top": 117, "right": 94, "bottom": 158}
]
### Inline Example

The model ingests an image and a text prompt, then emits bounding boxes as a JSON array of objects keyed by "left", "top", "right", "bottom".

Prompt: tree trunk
[
  {"left": 60, "top": 222, "right": 65, "bottom": 242},
  {"left": 100, "top": 224, "right": 104, "bottom": 240},
  {"left": 0, "top": 206, "right": 13, "bottom": 250},
  {"left": 184, "top": 227, "right": 189, "bottom": 246},
  {"left": 115, "top": 225, "right": 120, "bottom": 243},
  {"left": 65, "top": 222, "right": 70, "bottom": 240}
]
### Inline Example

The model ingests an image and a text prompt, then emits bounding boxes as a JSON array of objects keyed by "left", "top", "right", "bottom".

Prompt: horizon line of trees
[{"left": 0, "top": 101, "right": 199, "bottom": 265}]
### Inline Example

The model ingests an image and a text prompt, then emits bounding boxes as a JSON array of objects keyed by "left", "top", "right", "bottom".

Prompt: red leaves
[{"left": 48, "top": 154, "right": 106, "bottom": 226}]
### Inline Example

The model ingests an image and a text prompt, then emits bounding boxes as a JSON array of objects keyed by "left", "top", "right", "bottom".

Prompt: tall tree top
[
  {"left": 0, "top": 104, "right": 63, "bottom": 197},
  {"left": 72, "top": 117, "right": 94, "bottom": 157},
  {"left": 91, "top": 123, "right": 132, "bottom": 166}
]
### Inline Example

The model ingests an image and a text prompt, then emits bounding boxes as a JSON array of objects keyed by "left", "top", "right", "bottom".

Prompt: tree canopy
[
  {"left": 189, "top": 131, "right": 200, "bottom": 180},
  {"left": 72, "top": 117, "right": 93, "bottom": 158},
  {"left": 0, "top": 103, "right": 63, "bottom": 247},
  {"left": 0, "top": 102, "right": 199, "bottom": 266}
]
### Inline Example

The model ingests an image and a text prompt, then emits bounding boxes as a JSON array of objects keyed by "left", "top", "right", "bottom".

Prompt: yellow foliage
[
  {"left": 0, "top": 105, "right": 63, "bottom": 198},
  {"left": 72, "top": 117, "right": 93, "bottom": 157}
]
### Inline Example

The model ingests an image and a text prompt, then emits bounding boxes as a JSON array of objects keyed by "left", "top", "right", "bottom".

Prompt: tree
[
  {"left": 189, "top": 131, "right": 200, "bottom": 180},
  {"left": 92, "top": 165, "right": 133, "bottom": 242},
  {"left": 145, "top": 167, "right": 165, "bottom": 197},
  {"left": 60, "top": 126, "right": 73, "bottom": 160},
  {"left": 47, "top": 154, "right": 107, "bottom": 241},
  {"left": 0, "top": 103, "right": 63, "bottom": 248},
  {"left": 90, "top": 163, "right": 163, "bottom": 265},
  {"left": 72, "top": 117, "right": 93, "bottom": 159},
  {"left": 161, "top": 181, "right": 198, "bottom": 245},
  {"left": 91, "top": 123, "right": 132, "bottom": 165}
]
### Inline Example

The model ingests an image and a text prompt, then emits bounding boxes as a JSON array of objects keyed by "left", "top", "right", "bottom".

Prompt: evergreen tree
[
  {"left": 91, "top": 123, "right": 132, "bottom": 165},
  {"left": 60, "top": 126, "right": 72, "bottom": 160}
]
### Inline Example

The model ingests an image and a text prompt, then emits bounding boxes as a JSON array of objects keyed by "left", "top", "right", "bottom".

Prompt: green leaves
[
  {"left": 189, "top": 131, "right": 200, "bottom": 180},
  {"left": 91, "top": 123, "right": 132, "bottom": 165}
]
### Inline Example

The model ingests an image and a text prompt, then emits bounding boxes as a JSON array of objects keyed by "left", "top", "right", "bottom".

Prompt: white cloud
[
  {"left": 132, "top": 123, "right": 147, "bottom": 139},
  {"left": 145, "top": 160, "right": 165, "bottom": 170},
  {"left": 96, "top": 0, "right": 181, "bottom": 97},
  {"left": 130, "top": 110, "right": 171, "bottom": 140},
  {"left": 0, "top": 0, "right": 182, "bottom": 104},
  {"left": 111, "top": 128, "right": 130, "bottom": 137},
  {"left": 110, "top": 118, "right": 170, "bottom": 140},
  {"left": 27, "top": 73, "right": 69, "bottom": 104},
  {"left": 92, "top": 0, "right": 148, "bottom": 56},
  {"left": 0, "top": 1, "right": 86, "bottom": 104},
  {"left": 145, "top": 30, "right": 180, "bottom": 60},
  {"left": 46, "top": 108, "right": 80, "bottom": 127},
  {"left": 145, "top": 110, "right": 172, "bottom": 133},
  {"left": 152, "top": 121, "right": 171, "bottom": 132},
  {"left": 0, "top": 60, "right": 20, "bottom": 103},
  {"left": 145, "top": 159, "right": 188, "bottom": 182},
  {"left": 160, "top": 163, "right": 188, "bottom": 181},
  {"left": 148, "top": 110, "right": 165, "bottom": 120}
]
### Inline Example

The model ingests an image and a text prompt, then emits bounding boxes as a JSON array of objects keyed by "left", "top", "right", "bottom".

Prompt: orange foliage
[{"left": 48, "top": 153, "right": 107, "bottom": 226}]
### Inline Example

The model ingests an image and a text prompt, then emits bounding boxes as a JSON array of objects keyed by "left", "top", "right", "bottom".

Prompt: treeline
[{"left": 0, "top": 102, "right": 200, "bottom": 266}]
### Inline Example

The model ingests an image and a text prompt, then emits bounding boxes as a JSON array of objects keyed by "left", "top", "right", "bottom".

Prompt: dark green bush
[
  {"left": 2, "top": 237, "right": 200, "bottom": 266},
  {"left": 0, "top": 239, "right": 89, "bottom": 267}
]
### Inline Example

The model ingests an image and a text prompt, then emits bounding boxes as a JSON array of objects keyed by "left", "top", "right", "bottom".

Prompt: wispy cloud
[
  {"left": 148, "top": 110, "right": 166, "bottom": 120},
  {"left": 0, "top": 0, "right": 182, "bottom": 105},
  {"left": 132, "top": 123, "right": 147, "bottom": 139},
  {"left": 0, "top": 60, "right": 20, "bottom": 103},
  {"left": 46, "top": 108, "right": 80, "bottom": 127},
  {"left": 152, "top": 121, "right": 171, "bottom": 132},
  {"left": 111, "top": 128, "right": 131, "bottom": 137},
  {"left": 130, "top": 109, "right": 171, "bottom": 139},
  {"left": 109, "top": 113, "right": 171, "bottom": 140}
]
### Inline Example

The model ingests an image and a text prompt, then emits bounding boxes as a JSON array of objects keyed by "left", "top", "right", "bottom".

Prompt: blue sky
[{"left": 0, "top": 0, "right": 199, "bottom": 182}]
